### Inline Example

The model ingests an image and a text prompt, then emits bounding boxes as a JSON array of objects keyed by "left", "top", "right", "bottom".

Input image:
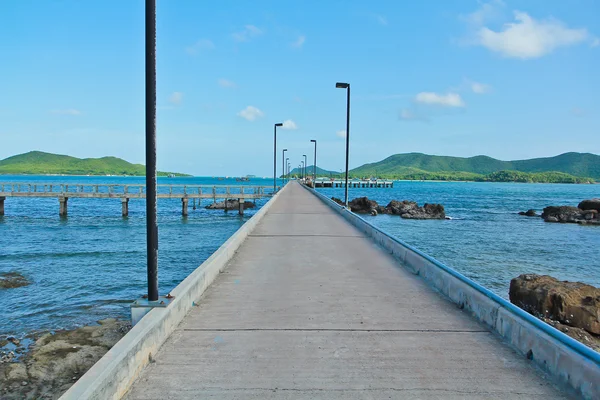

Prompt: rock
[
  {"left": 386, "top": 200, "right": 445, "bottom": 219},
  {"left": 518, "top": 209, "right": 537, "bottom": 217},
  {"left": 542, "top": 206, "right": 583, "bottom": 223},
  {"left": 541, "top": 317, "right": 600, "bottom": 353},
  {"left": 546, "top": 216, "right": 559, "bottom": 222},
  {"left": 7, "top": 337, "right": 20, "bottom": 346},
  {"left": 509, "top": 274, "right": 600, "bottom": 335},
  {"left": 331, "top": 197, "right": 344, "bottom": 206},
  {"left": 348, "top": 197, "right": 379, "bottom": 214},
  {"left": 370, "top": 209, "right": 377, "bottom": 216},
  {"left": 577, "top": 199, "right": 600, "bottom": 211},
  {"left": 0, "top": 272, "right": 31, "bottom": 289},
  {"left": 205, "top": 199, "right": 255, "bottom": 210}
]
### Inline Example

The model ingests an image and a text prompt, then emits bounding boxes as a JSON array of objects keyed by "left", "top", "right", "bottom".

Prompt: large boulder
[
  {"left": 331, "top": 197, "right": 344, "bottom": 206},
  {"left": 348, "top": 197, "right": 379, "bottom": 214},
  {"left": 205, "top": 199, "right": 255, "bottom": 210},
  {"left": 385, "top": 200, "right": 445, "bottom": 219},
  {"left": 578, "top": 199, "right": 600, "bottom": 212},
  {"left": 509, "top": 274, "right": 600, "bottom": 335},
  {"left": 541, "top": 206, "right": 583, "bottom": 223}
]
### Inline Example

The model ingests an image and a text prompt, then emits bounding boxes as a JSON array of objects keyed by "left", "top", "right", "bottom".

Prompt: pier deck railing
[{"left": 0, "top": 183, "right": 277, "bottom": 216}]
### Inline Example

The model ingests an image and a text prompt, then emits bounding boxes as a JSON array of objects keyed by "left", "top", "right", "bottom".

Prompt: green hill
[
  {"left": 285, "top": 165, "right": 338, "bottom": 177},
  {"left": 0, "top": 151, "right": 190, "bottom": 176},
  {"left": 349, "top": 152, "right": 599, "bottom": 182}
]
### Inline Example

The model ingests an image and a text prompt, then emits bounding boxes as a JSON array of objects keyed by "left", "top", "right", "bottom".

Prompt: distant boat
[
  {"left": 167, "top": 174, "right": 175, "bottom": 178},
  {"left": 236, "top": 177, "right": 250, "bottom": 182}
]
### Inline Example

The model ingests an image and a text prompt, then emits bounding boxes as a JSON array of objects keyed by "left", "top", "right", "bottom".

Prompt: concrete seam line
[
  {"left": 302, "top": 184, "right": 600, "bottom": 399},
  {"left": 59, "top": 183, "right": 288, "bottom": 400}
]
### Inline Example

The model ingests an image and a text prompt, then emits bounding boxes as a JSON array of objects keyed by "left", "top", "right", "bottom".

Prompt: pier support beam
[
  {"left": 0, "top": 197, "right": 4, "bottom": 216},
  {"left": 59, "top": 196, "right": 68, "bottom": 216},
  {"left": 121, "top": 198, "right": 129, "bottom": 217},
  {"left": 182, "top": 198, "right": 188, "bottom": 216},
  {"left": 238, "top": 199, "right": 244, "bottom": 216}
]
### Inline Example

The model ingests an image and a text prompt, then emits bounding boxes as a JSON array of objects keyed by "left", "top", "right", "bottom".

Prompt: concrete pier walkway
[{"left": 126, "top": 182, "right": 569, "bottom": 399}]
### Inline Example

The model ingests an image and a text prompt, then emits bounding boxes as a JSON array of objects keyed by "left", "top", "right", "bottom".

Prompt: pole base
[{"left": 130, "top": 295, "right": 174, "bottom": 326}]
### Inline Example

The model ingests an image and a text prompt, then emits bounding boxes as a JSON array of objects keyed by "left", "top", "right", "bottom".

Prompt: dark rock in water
[
  {"left": 386, "top": 200, "right": 445, "bottom": 219},
  {"left": 578, "top": 198, "right": 600, "bottom": 212},
  {"left": 331, "top": 197, "right": 344, "bottom": 206},
  {"left": 349, "top": 197, "right": 379, "bottom": 214},
  {"left": 205, "top": 199, "right": 255, "bottom": 210},
  {"left": 518, "top": 209, "right": 537, "bottom": 217},
  {"left": 0, "top": 272, "right": 31, "bottom": 289},
  {"left": 509, "top": 274, "right": 600, "bottom": 335},
  {"left": 542, "top": 205, "right": 600, "bottom": 224}
]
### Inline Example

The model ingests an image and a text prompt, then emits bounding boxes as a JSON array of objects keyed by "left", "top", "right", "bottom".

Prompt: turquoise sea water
[
  {"left": 1, "top": 177, "right": 599, "bottom": 338},
  {"left": 0, "top": 175, "right": 277, "bottom": 337},
  {"left": 318, "top": 181, "right": 600, "bottom": 297}
]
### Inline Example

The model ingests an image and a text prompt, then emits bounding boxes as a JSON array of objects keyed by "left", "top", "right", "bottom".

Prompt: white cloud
[
  {"left": 169, "top": 92, "right": 183, "bottom": 105},
  {"left": 185, "top": 39, "right": 214, "bottom": 55},
  {"left": 474, "top": 11, "right": 589, "bottom": 59},
  {"left": 415, "top": 92, "right": 465, "bottom": 107},
  {"left": 592, "top": 37, "right": 600, "bottom": 47},
  {"left": 50, "top": 109, "right": 81, "bottom": 115},
  {"left": 470, "top": 81, "right": 491, "bottom": 94},
  {"left": 237, "top": 106, "right": 264, "bottom": 121},
  {"left": 232, "top": 25, "right": 263, "bottom": 42},
  {"left": 461, "top": 0, "right": 505, "bottom": 26},
  {"left": 281, "top": 120, "right": 298, "bottom": 130},
  {"left": 291, "top": 35, "right": 305, "bottom": 48},
  {"left": 336, "top": 130, "right": 347, "bottom": 138},
  {"left": 218, "top": 78, "right": 237, "bottom": 88}
]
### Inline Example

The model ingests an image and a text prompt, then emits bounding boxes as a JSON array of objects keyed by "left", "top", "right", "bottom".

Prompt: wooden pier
[
  {"left": 0, "top": 182, "right": 275, "bottom": 217},
  {"left": 314, "top": 179, "right": 394, "bottom": 188}
]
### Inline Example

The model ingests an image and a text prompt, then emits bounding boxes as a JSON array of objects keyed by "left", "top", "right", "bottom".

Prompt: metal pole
[
  {"left": 282, "top": 149, "right": 287, "bottom": 186},
  {"left": 145, "top": 0, "right": 159, "bottom": 302},
  {"left": 286, "top": 158, "right": 289, "bottom": 181},
  {"left": 344, "top": 86, "right": 350, "bottom": 207},
  {"left": 313, "top": 140, "right": 317, "bottom": 183},
  {"left": 303, "top": 154, "right": 307, "bottom": 182},
  {"left": 273, "top": 124, "right": 277, "bottom": 193}
]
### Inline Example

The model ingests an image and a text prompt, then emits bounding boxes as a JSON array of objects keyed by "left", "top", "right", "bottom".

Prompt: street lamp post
[
  {"left": 301, "top": 161, "right": 305, "bottom": 181},
  {"left": 145, "top": 0, "right": 159, "bottom": 301},
  {"left": 286, "top": 158, "right": 290, "bottom": 181},
  {"left": 273, "top": 122, "right": 283, "bottom": 194},
  {"left": 282, "top": 149, "right": 287, "bottom": 186},
  {"left": 310, "top": 139, "right": 317, "bottom": 185},
  {"left": 303, "top": 154, "right": 307, "bottom": 182},
  {"left": 336, "top": 82, "right": 350, "bottom": 207}
]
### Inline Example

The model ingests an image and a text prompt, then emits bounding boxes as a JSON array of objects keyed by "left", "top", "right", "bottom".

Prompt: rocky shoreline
[
  {"left": 0, "top": 319, "right": 130, "bottom": 399},
  {"left": 332, "top": 196, "right": 446, "bottom": 219},
  {"left": 510, "top": 274, "right": 600, "bottom": 352},
  {"left": 205, "top": 199, "right": 256, "bottom": 210}
]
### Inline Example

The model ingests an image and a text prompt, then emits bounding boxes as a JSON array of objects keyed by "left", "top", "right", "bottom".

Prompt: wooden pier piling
[
  {"left": 121, "top": 198, "right": 129, "bottom": 217},
  {"left": 59, "top": 196, "right": 68, "bottom": 216}
]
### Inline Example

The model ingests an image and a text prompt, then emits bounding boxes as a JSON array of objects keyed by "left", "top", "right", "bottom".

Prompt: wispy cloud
[
  {"left": 291, "top": 35, "right": 305, "bottom": 48},
  {"left": 169, "top": 92, "right": 183, "bottom": 105},
  {"left": 469, "top": 81, "right": 491, "bottom": 94},
  {"left": 462, "top": 2, "right": 591, "bottom": 59},
  {"left": 415, "top": 92, "right": 465, "bottom": 107},
  {"left": 237, "top": 106, "right": 264, "bottom": 121},
  {"left": 50, "top": 109, "right": 81, "bottom": 115},
  {"left": 399, "top": 108, "right": 428, "bottom": 122},
  {"left": 336, "top": 130, "right": 346, "bottom": 138},
  {"left": 281, "top": 120, "right": 298, "bottom": 130},
  {"left": 592, "top": 37, "right": 600, "bottom": 47},
  {"left": 374, "top": 14, "right": 388, "bottom": 26},
  {"left": 185, "top": 39, "right": 214, "bottom": 55},
  {"left": 232, "top": 25, "right": 263, "bottom": 42},
  {"left": 218, "top": 78, "right": 237, "bottom": 88}
]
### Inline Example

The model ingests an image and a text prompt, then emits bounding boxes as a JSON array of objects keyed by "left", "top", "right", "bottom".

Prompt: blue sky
[{"left": 1, "top": 0, "right": 599, "bottom": 176}]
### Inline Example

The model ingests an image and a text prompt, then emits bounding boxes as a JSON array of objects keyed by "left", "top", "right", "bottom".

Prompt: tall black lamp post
[
  {"left": 310, "top": 139, "right": 317, "bottom": 184},
  {"left": 282, "top": 148, "right": 287, "bottom": 186},
  {"left": 336, "top": 82, "right": 350, "bottom": 207},
  {"left": 303, "top": 154, "right": 307, "bottom": 182},
  {"left": 273, "top": 122, "right": 283, "bottom": 193}
]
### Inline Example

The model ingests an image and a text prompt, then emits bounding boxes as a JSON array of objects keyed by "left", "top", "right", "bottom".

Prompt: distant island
[
  {"left": 289, "top": 152, "right": 599, "bottom": 184},
  {"left": 0, "top": 151, "right": 191, "bottom": 177}
]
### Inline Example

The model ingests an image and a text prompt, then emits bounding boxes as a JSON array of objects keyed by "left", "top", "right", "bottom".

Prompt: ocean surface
[
  {"left": 0, "top": 175, "right": 277, "bottom": 337},
  {"left": 1, "top": 176, "right": 599, "bottom": 338},
  {"left": 318, "top": 181, "right": 600, "bottom": 297}
]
